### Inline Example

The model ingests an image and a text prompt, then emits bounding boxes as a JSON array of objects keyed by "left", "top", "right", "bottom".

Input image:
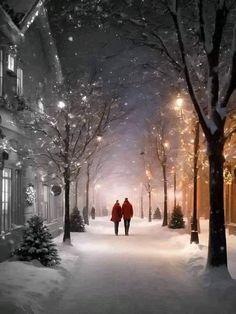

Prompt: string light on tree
[{"left": 57, "top": 101, "right": 66, "bottom": 109}]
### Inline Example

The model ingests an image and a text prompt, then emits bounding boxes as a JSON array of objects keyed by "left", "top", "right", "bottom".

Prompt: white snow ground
[{"left": 1, "top": 217, "right": 236, "bottom": 314}]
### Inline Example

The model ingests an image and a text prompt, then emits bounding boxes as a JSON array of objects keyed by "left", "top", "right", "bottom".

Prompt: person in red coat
[
  {"left": 110, "top": 200, "right": 122, "bottom": 236},
  {"left": 121, "top": 198, "right": 133, "bottom": 236}
]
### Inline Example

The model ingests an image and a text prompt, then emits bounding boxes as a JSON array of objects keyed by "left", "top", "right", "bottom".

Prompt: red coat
[
  {"left": 111, "top": 203, "right": 122, "bottom": 222},
  {"left": 121, "top": 201, "right": 133, "bottom": 219}
]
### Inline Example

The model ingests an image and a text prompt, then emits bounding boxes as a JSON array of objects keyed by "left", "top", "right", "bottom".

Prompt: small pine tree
[
  {"left": 90, "top": 207, "right": 96, "bottom": 220},
  {"left": 153, "top": 207, "right": 162, "bottom": 220},
  {"left": 15, "top": 215, "right": 60, "bottom": 267},
  {"left": 70, "top": 207, "right": 85, "bottom": 232},
  {"left": 168, "top": 205, "right": 185, "bottom": 229}
]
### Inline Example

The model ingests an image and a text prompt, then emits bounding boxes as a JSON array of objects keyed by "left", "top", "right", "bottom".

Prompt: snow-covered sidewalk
[{"left": 1, "top": 217, "right": 236, "bottom": 314}]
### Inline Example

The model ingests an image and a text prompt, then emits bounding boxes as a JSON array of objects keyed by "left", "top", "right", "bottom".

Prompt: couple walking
[{"left": 111, "top": 198, "right": 133, "bottom": 236}]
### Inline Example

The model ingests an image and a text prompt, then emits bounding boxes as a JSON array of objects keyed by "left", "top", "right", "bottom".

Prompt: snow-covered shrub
[
  {"left": 70, "top": 208, "right": 85, "bottom": 232},
  {"left": 168, "top": 205, "right": 185, "bottom": 229},
  {"left": 15, "top": 215, "right": 60, "bottom": 267},
  {"left": 153, "top": 207, "right": 162, "bottom": 220}
]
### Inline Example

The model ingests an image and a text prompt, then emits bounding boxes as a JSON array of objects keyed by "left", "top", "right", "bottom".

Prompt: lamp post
[
  {"left": 145, "top": 169, "right": 152, "bottom": 222},
  {"left": 140, "top": 182, "right": 144, "bottom": 219},
  {"left": 173, "top": 169, "right": 177, "bottom": 209},
  {"left": 174, "top": 95, "right": 199, "bottom": 244},
  {"left": 191, "top": 120, "right": 200, "bottom": 244}
]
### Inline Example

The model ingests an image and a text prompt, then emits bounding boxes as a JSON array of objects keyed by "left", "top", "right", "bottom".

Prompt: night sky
[{"left": 47, "top": 2, "right": 169, "bottom": 206}]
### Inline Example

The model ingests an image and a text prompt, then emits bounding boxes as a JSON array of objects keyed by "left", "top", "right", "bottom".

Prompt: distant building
[
  {"left": 182, "top": 110, "right": 236, "bottom": 234},
  {"left": 0, "top": 0, "right": 63, "bottom": 261}
]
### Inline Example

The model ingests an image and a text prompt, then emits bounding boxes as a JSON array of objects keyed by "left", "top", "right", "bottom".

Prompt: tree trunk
[
  {"left": 63, "top": 120, "right": 71, "bottom": 244},
  {"left": 148, "top": 189, "right": 152, "bottom": 222},
  {"left": 191, "top": 121, "right": 199, "bottom": 244},
  {"left": 75, "top": 179, "right": 78, "bottom": 208},
  {"left": 140, "top": 193, "right": 144, "bottom": 219},
  {"left": 207, "top": 136, "right": 227, "bottom": 267},
  {"left": 84, "top": 164, "right": 90, "bottom": 225},
  {"left": 173, "top": 171, "right": 177, "bottom": 209},
  {"left": 162, "top": 164, "right": 168, "bottom": 226},
  {"left": 63, "top": 173, "right": 71, "bottom": 244}
]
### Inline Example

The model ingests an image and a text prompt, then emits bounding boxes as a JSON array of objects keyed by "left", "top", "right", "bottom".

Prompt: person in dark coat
[
  {"left": 110, "top": 200, "right": 122, "bottom": 236},
  {"left": 121, "top": 198, "right": 133, "bottom": 236}
]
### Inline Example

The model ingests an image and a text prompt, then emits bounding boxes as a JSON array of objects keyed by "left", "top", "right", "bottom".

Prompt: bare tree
[
  {"left": 20, "top": 82, "right": 120, "bottom": 244},
  {"left": 100, "top": 0, "right": 236, "bottom": 270},
  {"left": 48, "top": 0, "right": 236, "bottom": 268},
  {"left": 146, "top": 108, "right": 176, "bottom": 227}
]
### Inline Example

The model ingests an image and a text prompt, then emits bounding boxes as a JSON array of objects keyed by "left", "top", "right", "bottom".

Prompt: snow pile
[
  {"left": 1, "top": 217, "right": 236, "bottom": 314},
  {"left": 0, "top": 259, "right": 64, "bottom": 313}
]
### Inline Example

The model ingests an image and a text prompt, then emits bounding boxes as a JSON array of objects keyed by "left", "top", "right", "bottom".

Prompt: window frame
[
  {"left": 0, "top": 49, "right": 3, "bottom": 96},
  {"left": 16, "top": 67, "right": 23, "bottom": 96},
  {"left": 1, "top": 168, "right": 12, "bottom": 233},
  {"left": 7, "top": 54, "right": 15, "bottom": 72}
]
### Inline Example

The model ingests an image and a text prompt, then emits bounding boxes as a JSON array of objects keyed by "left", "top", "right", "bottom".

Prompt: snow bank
[
  {"left": 1, "top": 217, "right": 236, "bottom": 314},
  {"left": 0, "top": 259, "right": 64, "bottom": 313}
]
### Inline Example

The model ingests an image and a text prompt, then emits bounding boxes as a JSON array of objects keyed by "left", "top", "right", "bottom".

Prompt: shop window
[
  {"left": 8, "top": 54, "right": 15, "bottom": 72},
  {"left": 1, "top": 168, "right": 12, "bottom": 233},
  {"left": 0, "top": 50, "right": 3, "bottom": 96},
  {"left": 43, "top": 184, "right": 49, "bottom": 221},
  {"left": 38, "top": 99, "right": 44, "bottom": 113},
  {"left": 14, "top": 169, "right": 23, "bottom": 225},
  {"left": 16, "top": 67, "right": 23, "bottom": 96}
]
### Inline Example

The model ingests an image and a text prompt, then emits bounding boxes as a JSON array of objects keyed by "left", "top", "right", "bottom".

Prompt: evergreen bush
[
  {"left": 153, "top": 207, "right": 162, "bottom": 219},
  {"left": 70, "top": 207, "right": 85, "bottom": 232},
  {"left": 168, "top": 205, "right": 185, "bottom": 229},
  {"left": 15, "top": 215, "right": 60, "bottom": 267}
]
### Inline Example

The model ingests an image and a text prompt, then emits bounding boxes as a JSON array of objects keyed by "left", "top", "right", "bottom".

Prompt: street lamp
[
  {"left": 140, "top": 182, "right": 144, "bottom": 219},
  {"left": 172, "top": 167, "right": 177, "bottom": 209},
  {"left": 175, "top": 95, "right": 184, "bottom": 110},
  {"left": 174, "top": 94, "right": 199, "bottom": 244},
  {"left": 96, "top": 135, "right": 103, "bottom": 142},
  {"left": 145, "top": 168, "right": 152, "bottom": 222}
]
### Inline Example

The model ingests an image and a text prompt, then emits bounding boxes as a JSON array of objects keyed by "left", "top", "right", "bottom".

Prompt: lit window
[
  {"left": 8, "top": 54, "right": 15, "bottom": 72},
  {"left": 38, "top": 99, "right": 44, "bottom": 113},
  {"left": 43, "top": 184, "right": 49, "bottom": 221},
  {"left": 17, "top": 67, "right": 23, "bottom": 96},
  {"left": 0, "top": 50, "right": 3, "bottom": 96},
  {"left": 1, "top": 168, "right": 12, "bottom": 232}
]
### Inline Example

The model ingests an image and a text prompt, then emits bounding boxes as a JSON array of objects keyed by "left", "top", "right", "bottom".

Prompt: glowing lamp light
[
  {"left": 97, "top": 135, "right": 103, "bottom": 142},
  {"left": 175, "top": 95, "right": 184, "bottom": 110},
  {"left": 146, "top": 169, "right": 151, "bottom": 179},
  {"left": 95, "top": 184, "right": 101, "bottom": 190},
  {"left": 58, "top": 101, "right": 66, "bottom": 109},
  {"left": 164, "top": 142, "right": 170, "bottom": 149}
]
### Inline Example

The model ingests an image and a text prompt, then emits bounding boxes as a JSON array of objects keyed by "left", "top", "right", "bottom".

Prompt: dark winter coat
[
  {"left": 111, "top": 203, "right": 122, "bottom": 222},
  {"left": 121, "top": 200, "right": 133, "bottom": 219}
]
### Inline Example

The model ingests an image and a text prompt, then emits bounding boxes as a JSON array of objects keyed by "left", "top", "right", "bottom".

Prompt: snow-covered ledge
[{"left": 228, "top": 223, "right": 236, "bottom": 235}]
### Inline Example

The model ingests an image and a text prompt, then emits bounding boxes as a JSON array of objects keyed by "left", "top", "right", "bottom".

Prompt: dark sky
[{"left": 48, "top": 4, "right": 167, "bottom": 206}]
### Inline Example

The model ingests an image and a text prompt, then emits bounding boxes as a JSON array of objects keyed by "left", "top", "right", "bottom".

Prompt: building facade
[
  {"left": 0, "top": 0, "right": 63, "bottom": 261},
  {"left": 182, "top": 111, "right": 236, "bottom": 234}
]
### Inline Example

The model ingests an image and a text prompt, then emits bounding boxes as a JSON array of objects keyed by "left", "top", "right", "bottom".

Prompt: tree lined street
[{"left": 41, "top": 218, "right": 236, "bottom": 314}]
